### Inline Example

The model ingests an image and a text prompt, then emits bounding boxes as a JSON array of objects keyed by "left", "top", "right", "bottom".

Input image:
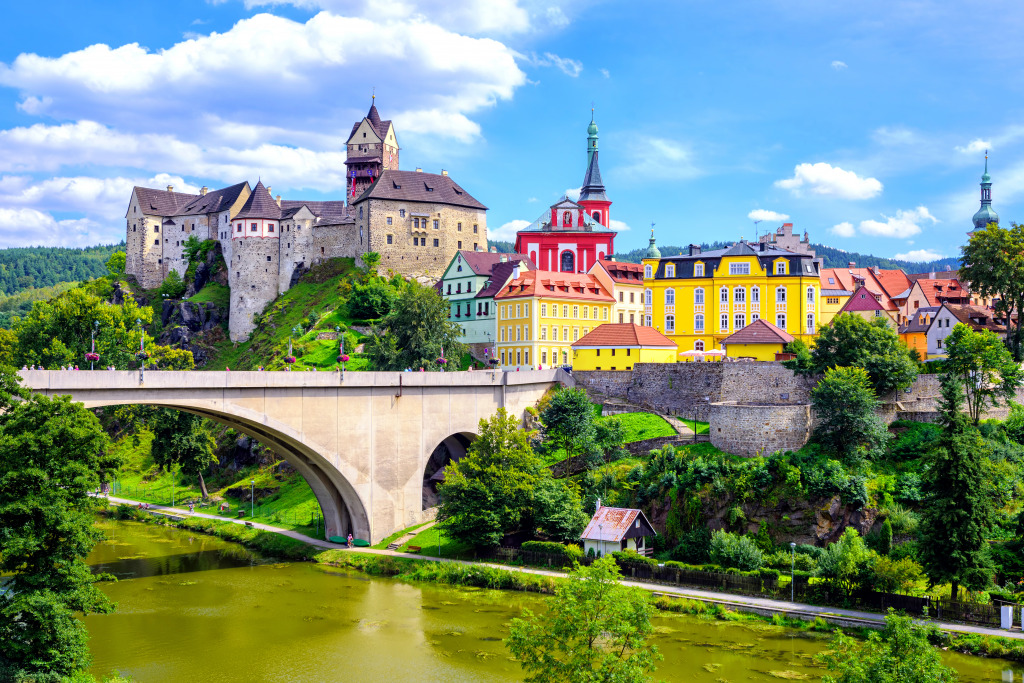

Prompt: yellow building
[
  {"left": 571, "top": 323, "right": 677, "bottom": 371},
  {"left": 641, "top": 236, "right": 822, "bottom": 354},
  {"left": 899, "top": 305, "right": 938, "bottom": 359},
  {"left": 494, "top": 269, "right": 614, "bottom": 370},
  {"left": 721, "top": 318, "right": 794, "bottom": 361},
  {"left": 588, "top": 259, "right": 646, "bottom": 325}
]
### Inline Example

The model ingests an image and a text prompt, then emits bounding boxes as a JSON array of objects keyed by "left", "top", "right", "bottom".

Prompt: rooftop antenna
[{"left": 752, "top": 218, "right": 762, "bottom": 242}]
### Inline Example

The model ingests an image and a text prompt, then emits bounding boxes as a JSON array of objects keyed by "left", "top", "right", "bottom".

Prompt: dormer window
[
  {"left": 665, "top": 264, "right": 676, "bottom": 278},
  {"left": 694, "top": 263, "right": 704, "bottom": 277}
]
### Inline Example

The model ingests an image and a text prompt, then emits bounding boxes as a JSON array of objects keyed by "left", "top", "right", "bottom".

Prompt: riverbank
[{"left": 96, "top": 496, "right": 1024, "bottom": 662}]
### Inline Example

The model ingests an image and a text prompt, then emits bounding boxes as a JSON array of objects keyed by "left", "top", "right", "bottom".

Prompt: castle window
[
  {"left": 734, "top": 312, "right": 745, "bottom": 329},
  {"left": 433, "top": 238, "right": 439, "bottom": 247},
  {"left": 694, "top": 313, "right": 704, "bottom": 332},
  {"left": 458, "top": 241, "right": 462, "bottom": 249},
  {"left": 694, "top": 263, "right": 704, "bottom": 277},
  {"left": 181, "top": 226, "right": 185, "bottom": 232},
  {"left": 133, "top": 226, "right": 136, "bottom": 232},
  {"left": 237, "top": 226, "right": 242, "bottom": 232},
  {"left": 413, "top": 237, "right": 419, "bottom": 246},
  {"left": 644, "top": 265, "right": 652, "bottom": 278},
  {"left": 321, "top": 247, "right": 325, "bottom": 254},
  {"left": 665, "top": 264, "right": 675, "bottom": 278},
  {"left": 154, "top": 239, "right": 159, "bottom": 245},
  {"left": 387, "top": 235, "right": 393, "bottom": 244},
  {"left": 421, "top": 239, "right": 426, "bottom": 248},
  {"left": 268, "top": 224, "right": 274, "bottom": 232},
  {"left": 386, "top": 217, "right": 392, "bottom": 225},
  {"left": 413, "top": 218, "right": 419, "bottom": 228},
  {"left": 729, "top": 262, "right": 750, "bottom": 275},
  {"left": 360, "top": 207, "right": 364, "bottom": 218},
  {"left": 158, "top": 258, "right": 162, "bottom": 264},
  {"left": 267, "top": 256, "right": 272, "bottom": 262},
  {"left": 474, "top": 243, "right": 478, "bottom": 250},
  {"left": 400, "top": 209, "right": 405, "bottom": 218},
  {"left": 251, "top": 223, "right": 257, "bottom": 231},
  {"left": 457, "top": 222, "right": 462, "bottom": 231},
  {"left": 473, "top": 225, "right": 478, "bottom": 233},
  {"left": 433, "top": 220, "right": 439, "bottom": 229},
  {"left": 665, "top": 315, "right": 675, "bottom": 333},
  {"left": 154, "top": 226, "right": 159, "bottom": 233}
]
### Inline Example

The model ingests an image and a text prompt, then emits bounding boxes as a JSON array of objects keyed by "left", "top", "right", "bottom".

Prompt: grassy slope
[{"left": 187, "top": 282, "right": 229, "bottom": 308}]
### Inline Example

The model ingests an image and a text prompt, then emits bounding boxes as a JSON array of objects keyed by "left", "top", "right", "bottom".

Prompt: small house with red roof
[
  {"left": 837, "top": 285, "right": 898, "bottom": 328},
  {"left": 721, "top": 318, "right": 794, "bottom": 361},
  {"left": 581, "top": 502, "right": 657, "bottom": 557},
  {"left": 571, "top": 323, "right": 677, "bottom": 370}
]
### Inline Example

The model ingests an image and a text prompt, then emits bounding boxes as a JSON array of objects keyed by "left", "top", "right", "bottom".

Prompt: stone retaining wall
[{"left": 709, "top": 402, "right": 812, "bottom": 457}]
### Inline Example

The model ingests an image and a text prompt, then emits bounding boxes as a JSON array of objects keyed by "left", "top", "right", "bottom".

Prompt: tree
[
  {"left": 918, "top": 374, "right": 995, "bottom": 600},
  {"left": 150, "top": 409, "right": 218, "bottom": 499},
  {"left": 437, "top": 408, "right": 544, "bottom": 548},
  {"left": 943, "top": 323, "right": 1021, "bottom": 425},
  {"left": 819, "top": 610, "right": 958, "bottom": 683},
  {"left": 541, "top": 388, "right": 598, "bottom": 462},
  {"left": 506, "top": 557, "right": 661, "bottom": 683},
  {"left": 960, "top": 221, "right": 1024, "bottom": 360},
  {"left": 365, "top": 283, "right": 466, "bottom": 370},
  {"left": 803, "top": 314, "right": 918, "bottom": 395},
  {"left": 158, "top": 269, "right": 187, "bottom": 299},
  {"left": 149, "top": 345, "right": 196, "bottom": 370},
  {"left": 780, "top": 339, "right": 813, "bottom": 371},
  {"left": 533, "top": 478, "right": 589, "bottom": 543},
  {"left": 814, "top": 527, "right": 875, "bottom": 598},
  {"left": 105, "top": 251, "right": 126, "bottom": 280},
  {"left": 361, "top": 251, "right": 382, "bottom": 272},
  {"left": 810, "top": 366, "right": 890, "bottom": 464},
  {"left": 348, "top": 278, "right": 398, "bottom": 320},
  {"left": 0, "top": 384, "right": 119, "bottom": 681}
]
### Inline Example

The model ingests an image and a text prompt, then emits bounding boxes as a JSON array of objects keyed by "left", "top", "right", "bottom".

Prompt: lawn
[
  {"left": 371, "top": 520, "right": 433, "bottom": 549},
  {"left": 188, "top": 282, "right": 230, "bottom": 308},
  {"left": 605, "top": 412, "right": 677, "bottom": 442},
  {"left": 398, "top": 525, "right": 474, "bottom": 558}
]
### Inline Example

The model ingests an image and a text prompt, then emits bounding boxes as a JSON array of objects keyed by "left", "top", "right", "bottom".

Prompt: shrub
[
  {"left": 611, "top": 549, "right": 658, "bottom": 569},
  {"left": 709, "top": 530, "right": 764, "bottom": 571},
  {"left": 669, "top": 527, "right": 711, "bottom": 564},
  {"left": 521, "top": 541, "right": 583, "bottom": 565}
]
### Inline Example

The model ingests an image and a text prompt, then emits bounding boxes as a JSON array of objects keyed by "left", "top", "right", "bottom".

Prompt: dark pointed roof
[
  {"left": 234, "top": 181, "right": 282, "bottom": 221},
  {"left": 352, "top": 170, "right": 487, "bottom": 210},
  {"left": 133, "top": 186, "right": 199, "bottom": 216},
  {"left": 367, "top": 103, "right": 382, "bottom": 130},
  {"left": 579, "top": 150, "right": 608, "bottom": 202},
  {"left": 347, "top": 102, "right": 394, "bottom": 142}
]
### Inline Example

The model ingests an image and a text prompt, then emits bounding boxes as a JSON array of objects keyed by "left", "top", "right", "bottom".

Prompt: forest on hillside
[{"left": 0, "top": 242, "right": 126, "bottom": 295}]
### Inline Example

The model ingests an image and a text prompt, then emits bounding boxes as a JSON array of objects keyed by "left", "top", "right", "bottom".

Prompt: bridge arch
[{"left": 422, "top": 431, "right": 477, "bottom": 510}]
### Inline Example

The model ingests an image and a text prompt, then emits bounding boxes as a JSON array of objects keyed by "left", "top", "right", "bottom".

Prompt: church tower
[
  {"left": 971, "top": 152, "right": 999, "bottom": 234},
  {"left": 578, "top": 111, "right": 612, "bottom": 228},
  {"left": 344, "top": 96, "right": 399, "bottom": 203}
]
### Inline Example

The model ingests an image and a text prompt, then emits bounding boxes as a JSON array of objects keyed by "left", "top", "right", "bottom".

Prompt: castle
[{"left": 125, "top": 99, "right": 489, "bottom": 341}]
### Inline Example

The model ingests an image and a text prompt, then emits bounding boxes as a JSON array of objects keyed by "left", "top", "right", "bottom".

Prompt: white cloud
[
  {"left": 519, "top": 51, "right": 583, "bottom": 77},
  {"left": 0, "top": 208, "right": 107, "bottom": 247},
  {"left": 600, "top": 68, "right": 610, "bottom": 78},
  {"left": 565, "top": 187, "right": 581, "bottom": 201},
  {"left": 747, "top": 209, "right": 790, "bottom": 222},
  {"left": 490, "top": 219, "right": 530, "bottom": 242},
  {"left": 527, "top": 197, "right": 538, "bottom": 203},
  {"left": 0, "top": 173, "right": 196, "bottom": 220},
  {"left": 617, "top": 137, "right": 700, "bottom": 181},
  {"left": 859, "top": 206, "right": 938, "bottom": 238},
  {"left": 955, "top": 138, "right": 991, "bottom": 154},
  {"left": 894, "top": 248, "right": 945, "bottom": 261},
  {"left": 831, "top": 60, "right": 847, "bottom": 70},
  {"left": 831, "top": 221, "right": 855, "bottom": 237},
  {"left": 609, "top": 218, "right": 630, "bottom": 232},
  {"left": 775, "top": 162, "right": 882, "bottom": 200}
]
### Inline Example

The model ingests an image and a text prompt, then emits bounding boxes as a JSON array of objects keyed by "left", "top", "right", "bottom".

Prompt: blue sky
[{"left": 0, "top": 0, "right": 1019, "bottom": 262}]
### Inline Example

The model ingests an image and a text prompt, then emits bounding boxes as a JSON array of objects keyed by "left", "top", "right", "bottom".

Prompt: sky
[{"left": 0, "top": 0, "right": 1019, "bottom": 262}]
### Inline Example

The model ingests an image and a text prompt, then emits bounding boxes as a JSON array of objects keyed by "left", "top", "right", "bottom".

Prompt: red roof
[
  {"left": 453, "top": 250, "right": 534, "bottom": 276},
  {"left": 593, "top": 259, "right": 644, "bottom": 284},
  {"left": 873, "top": 269, "right": 912, "bottom": 299},
  {"left": 915, "top": 278, "right": 967, "bottom": 306},
  {"left": 571, "top": 323, "right": 676, "bottom": 348},
  {"left": 721, "top": 318, "right": 794, "bottom": 345},
  {"left": 839, "top": 285, "right": 887, "bottom": 312},
  {"left": 581, "top": 506, "right": 654, "bottom": 542},
  {"left": 494, "top": 270, "right": 614, "bottom": 302},
  {"left": 819, "top": 267, "right": 898, "bottom": 311}
]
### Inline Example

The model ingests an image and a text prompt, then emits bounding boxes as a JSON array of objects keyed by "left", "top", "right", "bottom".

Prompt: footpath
[{"left": 101, "top": 494, "right": 1024, "bottom": 641}]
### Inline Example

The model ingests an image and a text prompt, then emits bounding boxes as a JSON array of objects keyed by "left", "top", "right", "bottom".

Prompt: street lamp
[
  {"left": 136, "top": 318, "right": 147, "bottom": 383},
  {"left": 790, "top": 541, "right": 797, "bottom": 602},
  {"left": 88, "top": 320, "right": 99, "bottom": 370},
  {"left": 251, "top": 479, "right": 255, "bottom": 518}
]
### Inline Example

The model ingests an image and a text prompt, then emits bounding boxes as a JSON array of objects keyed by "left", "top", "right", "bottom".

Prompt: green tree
[
  {"left": 361, "top": 251, "right": 382, "bottom": 272},
  {"left": 0, "top": 385, "right": 118, "bottom": 681},
  {"left": 533, "top": 478, "right": 589, "bottom": 543},
  {"left": 365, "top": 283, "right": 466, "bottom": 370},
  {"left": 819, "top": 610, "right": 958, "bottom": 683},
  {"left": 437, "top": 408, "right": 543, "bottom": 548},
  {"left": 960, "top": 221, "right": 1024, "bottom": 359},
  {"left": 810, "top": 366, "right": 890, "bottom": 464},
  {"left": 780, "top": 338, "right": 813, "bottom": 371},
  {"left": 348, "top": 278, "right": 398, "bottom": 320},
  {"left": 541, "top": 388, "right": 598, "bottom": 462},
  {"left": 814, "top": 527, "right": 875, "bottom": 598},
  {"left": 105, "top": 251, "right": 126, "bottom": 280},
  {"left": 149, "top": 345, "right": 196, "bottom": 370},
  {"left": 709, "top": 530, "right": 763, "bottom": 571},
  {"left": 943, "top": 323, "right": 1021, "bottom": 425},
  {"left": 150, "top": 409, "right": 218, "bottom": 499},
  {"left": 804, "top": 314, "right": 918, "bottom": 395},
  {"left": 158, "top": 269, "right": 187, "bottom": 299},
  {"left": 506, "top": 556, "right": 661, "bottom": 683},
  {"left": 918, "top": 374, "right": 995, "bottom": 600}
]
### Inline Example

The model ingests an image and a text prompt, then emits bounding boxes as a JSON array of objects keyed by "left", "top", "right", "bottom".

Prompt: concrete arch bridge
[{"left": 21, "top": 369, "right": 568, "bottom": 544}]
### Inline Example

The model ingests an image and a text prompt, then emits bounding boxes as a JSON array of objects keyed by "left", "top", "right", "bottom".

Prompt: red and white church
[{"left": 514, "top": 114, "right": 616, "bottom": 273}]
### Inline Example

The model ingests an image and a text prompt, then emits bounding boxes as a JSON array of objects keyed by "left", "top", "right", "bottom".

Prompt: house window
[
  {"left": 720, "top": 313, "right": 728, "bottom": 331},
  {"left": 826, "top": 296, "right": 838, "bottom": 304},
  {"left": 619, "top": 313, "right": 624, "bottom": 323},
  {"left": 387, "top": 235, "right": 393, "bottom": 244},
  {"left": 776, "top": 313, "right": 787, "bottom": 329},
  {"left": 573, "top": 328, "right": 579, "bottom": 341},
  {"left": 251, "top": 223, "right": 258, "bottom": 231},
  {"left": 807, "top": 313, "right": 815, "bottom": 333},
  {"left": 644, "top": 265, "right": 652, "bottom": 278},
  {"left": 729, "top": 262, "right": 750, "bottom": 275},
  {"left": 540, "top": 327, "right": 547, "bottom": 340},
  {"left": 665, "top": 289, "right": 675, "bottom": 305},
  {"left": 694, "top": 263, "right": 704, "bottom": 277},
  {"left": 694, "top": 313, "right": 704, "bottom": 332},
  {"left": 619, "top": 292, "right": 624, "bottom": 302},
  {"left": 268, "top": 224, "right": 274, "bottom": 232},
  {"left": 629, "top": 292, "right": 635, "bottom": 303},
  {"left": 665, "top": 315, "right": 675, "bottom": 333},
  {"left": 541, "top": 304, "right": 547, "bottom": 316},
  {"left": 517, "top": 350, "right": 522, "bottom": 365},
  {"left": 734, "top": 312, "right": 745, "bottom": 329},
  {"left": 694, "top": 288, "right": 704, "bottom": 305},
  {"left": 582, "top": 307, "right": 588, "bottom": 319},
  {"left": 734, "top": 286, "right": 745, "bottom": 303},
  {"left": 236, "top": 224, "right": 242, "bottom": 232},
  {"left": 775, "top": 261, "right": 786, "bottom": 275},
  {"left": 573, "top": 306, "right": 579, "bottom": 319},
  {"left": 644, "top": 314, "right": 652, "bottom": 326},
  {"left": 666, "top": 264, "right": 676, "bottom": 278},
  {"left": 552, "top": 327, "right": 559, "bottom": 341},
  {"left": 720, "top": 287, "right": 729, "bottom": 304},
  {"left": 563, "top": 305, "right": 569, "bottom": 317},
  {"left": 645, "top": 289, "right": 652, "bottom": 305},
  {"left": 807, "top": 287, "right": 815, "bottom": 305},
  {"left": 602, "top": 308, "right": 608, "bottom": 320},
  {"left": 433, "top": 238, "right": 439, "bottom": 247},
  {"left": 776, "top": 287, "right": 787, "bottom": 303},
  {"left": 695, "top": 339, "right": 705, "bottom": 352},
  {"left": 751, "top": 287, "right": 760, "bottom": 303},
  {"left": 875, "top": 310, "right": 882, "bottom": 318}
]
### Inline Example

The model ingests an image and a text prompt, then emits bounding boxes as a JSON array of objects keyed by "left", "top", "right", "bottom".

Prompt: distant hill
[{"left": 0, "top": 242, "right": 125, "bottom": 295}]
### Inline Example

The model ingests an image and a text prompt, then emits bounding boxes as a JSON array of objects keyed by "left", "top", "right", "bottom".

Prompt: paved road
[{"left": 100, "top": 495, "right": 1024, "bottom": 640}]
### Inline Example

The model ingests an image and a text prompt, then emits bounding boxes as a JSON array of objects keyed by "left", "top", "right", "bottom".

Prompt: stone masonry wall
[
  {"left": 229, "top": 238, "right": 281, "bottom": 341},
  {"left": 312, "top": 223, "right": 364, "bottom": 269},
  {"left": 280, "top": 216, "right": 316, "bottom": 292},
  {"left": 709, "top": 402, "right": 811, "bottom": 457}
]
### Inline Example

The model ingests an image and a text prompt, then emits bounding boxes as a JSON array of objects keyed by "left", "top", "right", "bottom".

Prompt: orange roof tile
[
  {"left": 593, "top": 259, "right": 644, "bottom": 284},
  {"left": 494, "top": 270, "right": 614, "bottom": 302},
  {"left": 916, "top": 278, "right": 966, "bottom": 306},
  {"left": 571, "top": 323, "right": 677, "bottom": 348},
  {"left": 873, "top": 269, "right": 912, "bottom": 299},
  {"left": 819, "top": 267, "right": 898, "bottom": 310}
]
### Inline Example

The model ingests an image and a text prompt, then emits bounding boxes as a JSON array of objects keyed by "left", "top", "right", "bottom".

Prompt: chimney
[
  {"left": 759, "top": 242, "right": 767, "bottom": 252},
  {"left": 848, "top": 261, "right": 856, "bottom": 268},
  {"left": 689, "top": 244, "right": 701, "bottom": 256},
  {"left": 500, "top": 255, "right": 508, "bottom": 263},
  {"left": 873, "top": 266, "right": 880, "bottom": 275},
  {"left": 513, "top": 264, "right": 521, "bottom": 280},
  {"left": 945, "top": 265, "right": 953, "bottom": 271},
  {"left": 200, "top": 186, "right": 208, "bottom": 196},
  {"left": 929, "top": 271, "right": 935, "bottom": 279},
  {"left": 416, "top": 167, "right": 423, "bottom": 173},
  {"left": 490, "top": 246, "right": 497, "bottom": 253},
  {"left": 166, "top": 185, "right": 174, "bottom": 193},
  {"left": 441, "top": 169, "right": 448, "bottom": 176},
  {"left": 276, "top": 195, "right": 282, "bottom": 207},
  {"left": 266, "top": 186, "right": 272, "bottom": 197}
]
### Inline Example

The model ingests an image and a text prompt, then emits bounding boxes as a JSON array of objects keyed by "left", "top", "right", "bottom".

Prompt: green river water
[{"left": 85, "top": 519, "right": 1024, "bottom": 682}]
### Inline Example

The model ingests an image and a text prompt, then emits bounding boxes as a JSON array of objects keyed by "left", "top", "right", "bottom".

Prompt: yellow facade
[
  {"left": 901, "top": 331, "right": 928, "bottom": 358},
  {"left": 572, "top": 345, "right": 676, "bottom": 371},
  {"left": 820, "top": 292, "right": 850, "bottom": 327},
  {"left": 496, "top": 296, "right": 614, "bottom": 370},
  {"left": 724, "top": 342, "right": 785, "bottom": 362},
  {"left": 641, "top": 246, "right": 821, "bottom": 354}
]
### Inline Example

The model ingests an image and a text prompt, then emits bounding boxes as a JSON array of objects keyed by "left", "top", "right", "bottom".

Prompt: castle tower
[
  {"left": 971, "top": 152, "right": 999, "bottom": 234},
  {"left": 344, "top": 96, "right": 399, "bottom": 203},
  {"left": 578, "top": 111, "right": 612, "bottom": 228},
  {"left": 228, "top": 180, "right": 282, "bottom": 341}
]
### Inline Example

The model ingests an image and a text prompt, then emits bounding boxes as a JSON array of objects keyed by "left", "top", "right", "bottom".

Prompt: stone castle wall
[
  {"left": 313, "top": 223, "right": 365, "bottom": 268},
  {"left": 709, "top": 402, "right": 812, "bottom": 457},
  {"left": 229, "top": 238, "right": 282, "bottom": 341},
  {"left": 280, "top": 216, "right": 316, "bottom": 292}
]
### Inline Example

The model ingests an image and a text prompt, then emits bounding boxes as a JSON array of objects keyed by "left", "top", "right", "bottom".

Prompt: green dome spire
[
  {"left": 973, "top": 151, "right": 999, "bottom": 230},
  {"left": 645, "top": 227, "right": 661, "bottom": 259},
  {"left": 587, "top": 109, "right": 598, "bottom": 165}
]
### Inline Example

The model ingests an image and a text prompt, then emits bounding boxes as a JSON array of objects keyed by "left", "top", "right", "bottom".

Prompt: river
[{"left": 84, "top": 519, "right": 1024, "bottom": 682}]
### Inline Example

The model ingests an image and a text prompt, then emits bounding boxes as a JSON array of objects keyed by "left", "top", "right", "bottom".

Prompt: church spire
[
  {"left": 972, "top": 151, "right": 999, "bottom": 231},
  {"left": 587, "top": 108, "right": 599, "bottom": 165},
  {"left": 645, "top": 227, "right": 661, "bottom": 259}
]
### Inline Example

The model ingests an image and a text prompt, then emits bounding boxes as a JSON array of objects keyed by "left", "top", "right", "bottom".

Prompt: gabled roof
[
  {"left": 839, "top": 285, "right": 887, "bottom": 312},
  {"left": 572, "top": 323, "right": 676, "bottom": 349},
  {"left": 476, "top": 260, "right": 529, "bottom": 299},
  {"left": 347, "top": 102, "right": 393, "bottom": 142},
  {"left": 234, "top": 181, "right": 282, "bottom": 221},
  {"left": 873, "top": 269, "right": 912, "bottom": 299},
  {"left": 280, "top": 200, "right": 351, "bottom": 221},
  {"left": 352, "top": 170, "right": 486, "bottom": 210},
  {"left": 899, "top": 306, "right": 939, "bottom": 334},
  {"left": 581, "top": 506, "right": 655, "bottom": 542},
  {"left": 819, "top": 267, "right": 898, "bottom": 311},
  {"left": 721, "top": 318, "right": 794, "bottom": 345},
  {"left": 451, "top": 250, "right": 534, "bottom": 277},
  {"left": 180, "top": 182, "right": 250, "bottom": 215},
  {"left": 494, "top": 270, "right": 614, "bottom": 302},
  {"left": 133, "top": 186, "right": 200, "bottom": 216},
  {"left": 579, "top": 149, "right": 608, "bottom": 202},
  {"left": 914, "top": 278, "right": 968, "bottom": 306},
  {"left": 592, "top": 259, "right": 643, "bottom": 284},
  {"left": 941, "top": 303, "right": 1006, "bottom": 333}
]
